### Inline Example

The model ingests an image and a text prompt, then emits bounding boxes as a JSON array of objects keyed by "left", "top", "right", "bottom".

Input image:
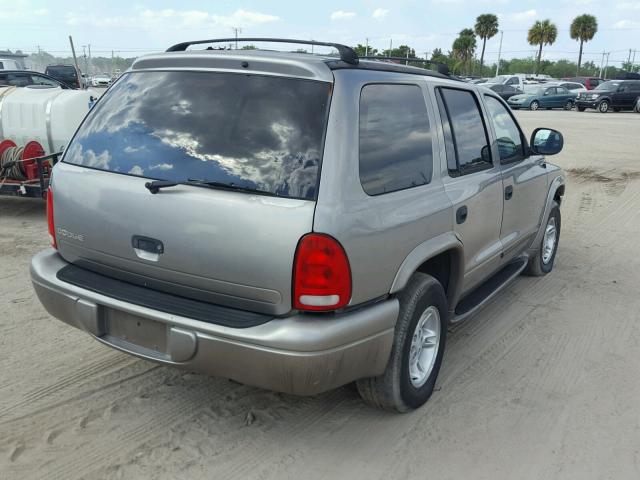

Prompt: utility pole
[
  {"left": 628, "top": 49, "right": 632, "bottom": 65},
  {"left": 88, "top": 44, "right": 92, "bottom": 75},
  {"left": 111, "top": 50, "right": 114, "bottom": 76},
  {"left": 603, "top": 52, "right": 610, "bottom": 79},
  {"left": 365, "top": 38, "right": 369, "bottom": 56},
  {"left": 82, "top": 45, "right": 88, "bottom": 75},
  {"left": 495, "top": 30, "right": 503, "bottom": 76},
  {"left": 599, "top": 51, "right": 606, "bottom": 78},
  {"left": 405, "top": 50, "right": 409, "bottom": 65},
  {"left": 389, "top": 38, "right": 393, "bottom": 55},
  {"left": 69, "top": 36, "right": 80, "bottom": 76},
  {"left": 232, "top": 27, "right": 242, "bottom": 49}
]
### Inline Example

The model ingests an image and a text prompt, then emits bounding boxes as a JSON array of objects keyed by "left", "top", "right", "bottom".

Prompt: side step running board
[{"left": 451, "top": 256, "right": 528, "bottom": 324}]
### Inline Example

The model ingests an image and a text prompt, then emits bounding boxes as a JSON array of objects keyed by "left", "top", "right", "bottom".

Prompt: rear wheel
[
  {"left": 598, "top": 100, "right": 610, "bottom": 113},
  {"left": 529, "top": 100, "right": 540, "bottom": 111},
  {"left": 577, "top": 106, "right": 586, "bottom": 112},
  {"left": 525, "top": 203, "right": 561, "bottom": 276},
  {"left": 356, "top": 273, "right": 447, "bottom": 412},
  {"left": 564, "top": 100, "right": 574, "bottom": 110}
]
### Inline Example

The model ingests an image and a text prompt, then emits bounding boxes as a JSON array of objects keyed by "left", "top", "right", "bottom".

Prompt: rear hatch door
[{"left": 54, "top": 69, "right": 332, "bottom": 315}]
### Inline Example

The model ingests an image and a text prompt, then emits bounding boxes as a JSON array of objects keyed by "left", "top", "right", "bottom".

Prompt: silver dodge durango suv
[{"left": 31, "top": 39, "right": 565, "bottom": 412}]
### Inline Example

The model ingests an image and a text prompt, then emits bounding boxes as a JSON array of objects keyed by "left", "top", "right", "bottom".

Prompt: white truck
[
  {"left": 0, "top": 58, "right": 23, "bottom": 70},
  {"left": 485, "top": 73, "right": 553, "bottom": 92}
]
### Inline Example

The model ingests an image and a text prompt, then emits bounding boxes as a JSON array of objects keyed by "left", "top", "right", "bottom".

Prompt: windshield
[
  {"left": 595, "top": 81, "right": 619, "bottom": 91},
  {"left": 63, "top": 71, "right": 331, "bottom": 200}
]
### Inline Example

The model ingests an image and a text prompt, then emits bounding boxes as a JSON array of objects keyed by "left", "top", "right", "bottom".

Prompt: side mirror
[
  {"left": 530, "top": 128, "right": 563, "bottom": 156},
  {"left": 481, "top": 144, "right": 491, "bottom": 162}
]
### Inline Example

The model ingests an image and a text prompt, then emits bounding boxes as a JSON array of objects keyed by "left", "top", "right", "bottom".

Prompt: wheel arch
[
  {"left": 531, "top": 173, "right": 565, "bottom": 250},
  {"left": 389, "top": 232, "right": 465, "bottom": 318}
]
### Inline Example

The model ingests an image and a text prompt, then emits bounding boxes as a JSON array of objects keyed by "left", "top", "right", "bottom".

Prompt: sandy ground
[{"left": 1, "top": 110, "right": 640, "bottom": 480}]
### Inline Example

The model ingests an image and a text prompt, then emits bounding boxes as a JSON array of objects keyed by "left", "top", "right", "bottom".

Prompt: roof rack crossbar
[
  {"left": 166, "top": 38, "right": 359, "bottom": 65},
  {"left": 359, "top": 56, "right": 450, "bottom": 76}
]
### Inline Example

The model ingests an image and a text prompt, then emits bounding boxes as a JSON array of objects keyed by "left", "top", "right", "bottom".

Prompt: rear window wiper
[
  {"left": 144, "top": 178, "right": 279, "bottom": 197},
  {"left": 187, "top": 179, "right": 280, "bottom": 197}
]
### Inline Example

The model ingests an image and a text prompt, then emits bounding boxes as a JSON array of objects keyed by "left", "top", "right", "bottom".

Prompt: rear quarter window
[{"left": 358, "top": 84, "right": 433, "bottom": 195}]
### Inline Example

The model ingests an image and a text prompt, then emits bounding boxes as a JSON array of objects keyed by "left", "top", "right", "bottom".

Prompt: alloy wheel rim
[
  {"left": 409, "top": 306, "right": 441, "bottom": 388},
  {"left": 542, "top": 217, "right": 557, "bottom": 264},
  {"left": 531, "top": 102, "right": 539, "bottom": 110},
  {"left": 600, "top": 101, "right": 608, "bottom": 112}
]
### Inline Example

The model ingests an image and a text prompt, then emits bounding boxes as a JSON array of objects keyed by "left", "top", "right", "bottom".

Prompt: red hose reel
[{"left": 0, "top": 139, "right": 46, "bottom": 180}]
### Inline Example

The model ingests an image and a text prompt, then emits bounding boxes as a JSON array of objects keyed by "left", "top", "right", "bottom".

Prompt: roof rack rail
[
  {"left": 359, "top": 56, "right": 450, "bottom": 76},
  {"left": 166, "top": 38, "right": 359, "bottom": 65}
]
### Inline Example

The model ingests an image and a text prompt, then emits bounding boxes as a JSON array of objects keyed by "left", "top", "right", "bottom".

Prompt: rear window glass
[
  {"left": 64, "top": 71, "right": 331, "bottom": 200},
  {"left": 46, "top": 66, "right": 77, "bottom": 78}
]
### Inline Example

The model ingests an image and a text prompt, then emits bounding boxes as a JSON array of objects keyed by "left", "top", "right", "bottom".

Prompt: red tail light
[
  {"left": 46, "top": 188, "right": 57, "bottom": 249},
  {"left": 293, "top": 233, "right": 351, "bottom": 311}
]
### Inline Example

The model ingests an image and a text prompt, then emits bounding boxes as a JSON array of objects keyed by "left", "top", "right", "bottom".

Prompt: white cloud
[
  {"left": 66, "top": 8, "right": 280, "bottom": 29},
  {"left": 0, "top": 0, "right": 49, "bottom": 19},
  {"left": 616, "top": 1, "right": 640, "bottom": 9},
  {"left": 330, "top": 10, "right": 356, "bottom": 20},
  {"left": 128, "top": 165, "right": 144, "bottom": 175},
  {"left": 500, "top": 9, "right": 537, "bottom": 23},
  {"left": 614, "top": 19, "right": 640, "bottom": 28},
  {"left": 372, "top": 8, "right": 389, "bottom": 19}
]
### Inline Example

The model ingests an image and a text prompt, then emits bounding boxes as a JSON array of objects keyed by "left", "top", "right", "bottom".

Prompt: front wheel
[
  {"left": 564, "top": 100, "right": 574, "bottom": 110},
  {"left": 529, "top": 100, "right": 540, "bottom": 111},
  {"left": 598, "top": 100, "right": 610, "bottom": 113},
  {"left": 357, "top": 273, "right": 447, "bottom": 412},
  {"left": 525, "top": 203, "right": 561, "bottom": 276}
]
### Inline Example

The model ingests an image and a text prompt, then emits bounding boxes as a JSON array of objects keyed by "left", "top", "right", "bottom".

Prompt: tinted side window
[
  {"left": 507, "top": 77, "right": 519, "bottom": 86},
  {"left": 438, "top": 88, "right": 492, "bottom": 174},
  {"left": 629, "top": 82, "right": 640, "bottom": 92},
  {"left": 484, "top": 96, "right": 525, "bottom": 162},
  {"left": 359, "top": 84, "right": 433, "bottom": 195}
]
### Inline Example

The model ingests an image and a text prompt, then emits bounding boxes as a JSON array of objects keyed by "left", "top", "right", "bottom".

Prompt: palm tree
[
  {"left": 452, "top": 30, "right": 476, "bottom": 75},
  {"left": 570, "top": 14, "right": 598, "bottom": 75},
  {"left": 528, "top": 20, "right": 558, "bottom": 74},
  {"left": 474, "top": 14, "right": 499, "bottom": 72}
]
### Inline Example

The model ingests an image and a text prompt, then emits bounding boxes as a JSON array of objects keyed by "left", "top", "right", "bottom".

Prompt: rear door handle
[
  {"left": 505, "top": 185, "right": 513, "bottom": 200},
  {"left": 456, "top": 206, "right": 468, "bottom": 224}
]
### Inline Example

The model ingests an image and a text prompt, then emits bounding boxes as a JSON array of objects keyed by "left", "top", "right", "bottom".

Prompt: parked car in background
[
  {"left": 0, "top": 70, "right": 76, "bottom": 89},
  {"left": 575, "top": 80, "right": 640, "bottom": 112},
  {"left": 485, "top": 83, "right": 523, "bottom": 101},
  {"left": 471, "top": 78, "right": 489, "bottom": 84},
  {"left": 0, "top": 58, "right": 23, "bottom": 70},
  {"left": 45, "top": 65, "right": 82, "bottom": 89},
  {"left": 563, "top": 76, "right": 603, "bottom": 90},
  {"left": 31, "top": 39, "right": 566, "bottom": 413},
  {"left": 508, "top": 85, "right": 577, "bottom": 110},
  {"left": 552, "top": 81, "right": 587, "bottom": 92},
  {"left": 91, "top": 74, "right": 111, "bottom": 87}
]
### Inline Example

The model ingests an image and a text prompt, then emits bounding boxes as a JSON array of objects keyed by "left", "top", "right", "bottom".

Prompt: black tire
[
  {"left": 525, "top": 203, "right": 561, "bottom": 276},
  {"left": 356, "top": 273, "right": 447, "bottom": 412},
  {"left": 529, "top": 100, "right": 540, "bottom": 111},
  {"left": 598, "top": 99, "right": 609, "bottom": 113},
  {"left": 577, "top": 106, "right": 586, "bottom": 112},
  {"left": 564, "top": 100, "right": 574, "bottom": 110}
]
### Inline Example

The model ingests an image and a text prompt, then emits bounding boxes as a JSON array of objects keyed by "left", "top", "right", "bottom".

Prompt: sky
[{"left": 1, "top": 0, "right": 639, "bottom": 67}]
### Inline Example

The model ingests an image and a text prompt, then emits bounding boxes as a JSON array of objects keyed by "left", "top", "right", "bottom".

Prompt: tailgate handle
[{"left": 132, "top": 235, "right": 164, "bottom": 254}]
